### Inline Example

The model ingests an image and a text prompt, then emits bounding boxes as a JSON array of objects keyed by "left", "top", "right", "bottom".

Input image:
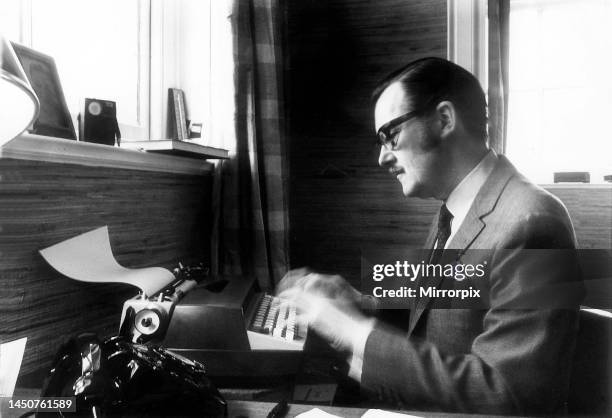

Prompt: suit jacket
[{"left": 360, "top": 155, "right": 584, "bottom": 415}]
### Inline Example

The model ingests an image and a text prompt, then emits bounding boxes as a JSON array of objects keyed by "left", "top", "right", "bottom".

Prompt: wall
[
  {"left": 0, "top": 158, "right": 212, "bottom": 381},
  {"left": 286, "top": 0, "right": 448, "bottom": 283}
]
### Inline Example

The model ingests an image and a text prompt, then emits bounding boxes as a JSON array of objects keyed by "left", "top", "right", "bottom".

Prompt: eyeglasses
[{"left": 376, "top": 110, "right": 421, "bottom": 150}]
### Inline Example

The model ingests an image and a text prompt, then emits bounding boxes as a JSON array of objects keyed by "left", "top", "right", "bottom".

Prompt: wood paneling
[
  {"left": 0, "top": 158, "right": 212, "bottom": 380},
  {"left": 286, "top": 0, "right": 447, "bottom": 284}
]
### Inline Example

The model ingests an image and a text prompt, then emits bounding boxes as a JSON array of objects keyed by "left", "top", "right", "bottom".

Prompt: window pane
[
  {"left": 0, "top": 0, "right": 22, "bottom": 42},
  {"left": 30, "top": 0, "right": 141, "bottom": 125},
  {"left": 507, "top": 0, "right": 612, "bottom": 183}
]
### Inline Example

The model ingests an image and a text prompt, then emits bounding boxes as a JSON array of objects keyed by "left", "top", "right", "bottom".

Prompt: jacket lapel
[{"left": 407, "top": 154, "right": 516, "bottom": 336}]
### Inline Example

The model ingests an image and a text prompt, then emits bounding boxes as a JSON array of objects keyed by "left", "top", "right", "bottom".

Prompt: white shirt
[{"left": 349, "top": 150, "right": 498, "bottom": 382}]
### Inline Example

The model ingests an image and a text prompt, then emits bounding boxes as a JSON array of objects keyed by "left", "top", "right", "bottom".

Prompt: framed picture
[
  {"left": 168, "top": 88, "right": 188, "bottom": 141},
  {"left": 11, "top": 42, "right": 76, "bottom": 140}
]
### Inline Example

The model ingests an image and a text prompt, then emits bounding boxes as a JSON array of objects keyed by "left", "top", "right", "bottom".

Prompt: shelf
[
  {"left": 122, "top": 139, "right": 229, "bottom": 159},
  {"left": 1, "top": 133, "right": 213, "bottom": 175}
]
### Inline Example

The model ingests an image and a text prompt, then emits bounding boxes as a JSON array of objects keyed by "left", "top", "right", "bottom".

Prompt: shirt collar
[{"left": 445, "top": 150, "right": 497, "bottom": 237}]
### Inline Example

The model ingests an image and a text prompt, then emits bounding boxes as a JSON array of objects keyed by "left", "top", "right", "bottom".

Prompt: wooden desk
[
  {"left": 1, "top": 392, "right": 534, "bottom": 417},
  {"left": 228, "top": 400, "right": 365, "bottom": 418},
  {"left": 227, "top": 400, "right": 517, "bottom": 418}
]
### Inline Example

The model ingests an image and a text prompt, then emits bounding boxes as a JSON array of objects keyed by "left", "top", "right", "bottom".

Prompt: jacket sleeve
[{"left": 360, "top": 214, "right": 584, "bottom": 415}]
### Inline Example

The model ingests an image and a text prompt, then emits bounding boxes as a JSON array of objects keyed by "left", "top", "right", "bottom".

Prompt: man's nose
[{"left": 378, "top": 146, "right": 395, "bottom": 167}]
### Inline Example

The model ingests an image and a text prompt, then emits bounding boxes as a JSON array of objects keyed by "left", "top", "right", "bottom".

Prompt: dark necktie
[
  {"left": 409, "top": 204, "right": 455, "bottom": 318},
  {"left": 428, "top": 204, "right": 453, "bottom": 265},
  {"left": 435, "top": 204, "right": 453, "bottom": 250}
]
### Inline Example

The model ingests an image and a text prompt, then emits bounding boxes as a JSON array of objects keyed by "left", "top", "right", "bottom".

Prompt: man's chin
[
  {"left": 400, "top": 181, "right": 418, "bottom": 197},
  {"left": 401, "top": 180, "right": 427, "bottom": 198}
]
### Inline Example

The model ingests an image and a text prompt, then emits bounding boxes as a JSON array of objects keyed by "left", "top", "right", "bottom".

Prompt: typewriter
[
  {"left": 119, "top": 265, "right": 307, "bottom": 378},
  {"left": 40, "top": 228, "right": 305, "bottom": 382}
]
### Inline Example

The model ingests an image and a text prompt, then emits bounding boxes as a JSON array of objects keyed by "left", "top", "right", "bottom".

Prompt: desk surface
[
  {"left": 3, "top": 392, "right": 522, "bottom": 418},
  {"left": 229, "top": 400, "right": 364, "bottom": 418},
  {"left": 228, "top": 400, "right": 516, "bottom": 418}
]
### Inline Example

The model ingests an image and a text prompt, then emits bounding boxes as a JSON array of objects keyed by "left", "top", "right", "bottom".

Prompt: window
[
  {"left": 506, "top": 0, "right": 612, "bottom": 184},
  {"left": 1, "top": 0, "right": 150, "bottom": 139},
  {"left": 0, "top": 1, "right": 22, "bottom": 40},
  {"left": 1, "top": 0, "right": 231, "bottom": 144}
]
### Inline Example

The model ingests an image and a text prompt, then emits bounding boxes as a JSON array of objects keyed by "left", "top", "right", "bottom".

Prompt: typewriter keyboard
[
  {"left": 247, "top": 294, "right": 306, "bottom": 350},
  {"left": 250, "top": 294, "right": 299, "bottom": 340}
]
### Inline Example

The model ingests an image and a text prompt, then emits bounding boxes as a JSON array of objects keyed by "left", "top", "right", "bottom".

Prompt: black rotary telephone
[{"left": 36, "top": 333, "right": 227, "bottom": 417}]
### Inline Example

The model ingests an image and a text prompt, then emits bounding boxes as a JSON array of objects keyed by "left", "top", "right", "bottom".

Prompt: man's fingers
[
  {"left": 276, "top": 267, "right": 313, "bottom": 294},
  {"left": 278, "top": 287, "right": 329, "bottom": 316},
  {"left": 277, "top": 287, "right": 302, "bottom": 301},
  {"left": 302, "top": 275, "right": 325, "bottom": 293},
  {"left": 294, "top": 311, "right": 311, "bottom": 332}
]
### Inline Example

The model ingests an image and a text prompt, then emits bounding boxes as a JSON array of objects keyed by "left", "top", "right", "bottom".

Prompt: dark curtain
[
  {"left": 488, "top": 0, "right": 510, "bottom": 153},
  {"left": 210, "top": 0, "right": 289, "bottom": 290}
]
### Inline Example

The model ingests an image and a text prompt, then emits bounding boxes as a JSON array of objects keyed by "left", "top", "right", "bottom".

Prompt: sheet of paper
[
  {"left": 0, "top": 337, "right": 27, "bottom": 396},
  {"left": 296, "top": 408, "right": 343, "bottom": 418},
  {"left": 39, "top": 226, "right": 175, "bottom": 297},
  {"left": 361, "top": 409, "right": 423, "bottom": 418}
]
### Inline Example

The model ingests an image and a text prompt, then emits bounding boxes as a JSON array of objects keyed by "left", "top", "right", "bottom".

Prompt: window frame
[{"left": 447, "top": 0, "right": 488, "bottom": 91}]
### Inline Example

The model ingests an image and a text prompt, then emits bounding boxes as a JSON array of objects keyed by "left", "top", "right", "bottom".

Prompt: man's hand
[
  {"left": 276, "top": 269, "right": 374, "bottom": 354},
  {"left": 276, "top": 268, "right": 362, "bottom": 308}
]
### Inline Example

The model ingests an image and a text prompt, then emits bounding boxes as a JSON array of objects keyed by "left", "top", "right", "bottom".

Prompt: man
[{"left": 278, "top": 58, "right": 583, "bottom": 415}]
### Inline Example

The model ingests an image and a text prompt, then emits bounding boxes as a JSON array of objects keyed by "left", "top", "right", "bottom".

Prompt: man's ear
[{"left": 434, "top": 101, "right": 456, "bottom": 138}]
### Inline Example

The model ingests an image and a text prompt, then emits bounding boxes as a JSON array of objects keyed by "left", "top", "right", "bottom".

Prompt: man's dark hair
[{"left": 372, "top": 57, "right": 488, "bottom": 142}]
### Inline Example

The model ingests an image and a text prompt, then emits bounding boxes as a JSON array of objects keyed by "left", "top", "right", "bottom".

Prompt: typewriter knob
[{"left": 134, "top": 308, "right": 162, "bottom": 335}]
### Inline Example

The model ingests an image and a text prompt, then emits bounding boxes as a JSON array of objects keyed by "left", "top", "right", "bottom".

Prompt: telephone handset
[{"left": 37, "top": 334, "right": 227, "bottom": 417}]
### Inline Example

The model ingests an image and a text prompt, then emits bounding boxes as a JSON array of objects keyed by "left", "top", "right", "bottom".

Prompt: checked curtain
[{"left": 211, "top": 0, "right": 289, "bottom": 290}]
